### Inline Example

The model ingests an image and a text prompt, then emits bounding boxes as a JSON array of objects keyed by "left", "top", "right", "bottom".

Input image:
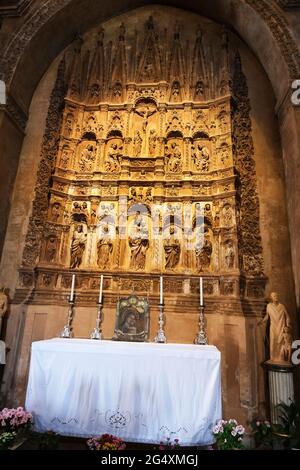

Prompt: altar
[{"left": 25, "top": 339, "right": 221, "bottom": 446}]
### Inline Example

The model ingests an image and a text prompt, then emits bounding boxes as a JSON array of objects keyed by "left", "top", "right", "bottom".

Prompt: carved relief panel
[{"left": 20, "top": 12, "right": 265, "bottom": 304}]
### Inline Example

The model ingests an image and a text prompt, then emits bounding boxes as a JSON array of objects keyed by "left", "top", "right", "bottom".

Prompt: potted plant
[
  {"left": 87, "top": 434, "right": 126, "bottom": 451},
  {"left": 212, "top": 419, "right": 245, "bottom": 450},
  {"left": 0, "top": 432, "right": 17, "bottom": 451},
  {"left": 0, "top": 407, "right": 32, "bottom": 434},
  {"left": 250, "top": 419, "right": 272, "bottom": 449},
  {"left": 274, "top": 401, "right": 300, "bottom": 450},
  {"left": 158, "top": 438, "right": 180, "bottom": 450}
]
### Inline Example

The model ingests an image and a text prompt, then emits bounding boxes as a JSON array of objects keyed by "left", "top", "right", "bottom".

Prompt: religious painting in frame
[{"left": 113, "top": 295, "right": 149, "bottom": 342}]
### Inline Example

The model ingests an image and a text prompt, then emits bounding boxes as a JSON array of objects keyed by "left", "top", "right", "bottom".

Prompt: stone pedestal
[{"left": 264, "top": 361, "right": 295, "bottom": 424}]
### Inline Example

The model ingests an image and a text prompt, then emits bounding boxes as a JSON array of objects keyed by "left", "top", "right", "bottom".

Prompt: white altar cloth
[{"left": 25, "top": 338, "right": 221, "bottom": 445}]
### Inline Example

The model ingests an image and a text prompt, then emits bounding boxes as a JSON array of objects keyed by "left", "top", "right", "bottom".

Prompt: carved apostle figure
[
  {"left": 165, "top": 141, "right": 182, "bottom": 173},
  {"left": 106, "top": 142, "right": 122, "bottom": 172},
  {"left": 129, "top": 226, "right": 149, "bottom": 270},
  {"left": 79, "top": 144, "right": 95, "bottom": 172},
  {"left": 45, "top": 236, "right": 57, "bottom": 263},
  {"left": 97, "top": 225, "right": 113, "bottom": 268},
  {"left": 60, "top": 149, "right": 70, "bottom": 169},
  {"left": 148, "top": 129, "right": 157, "bottom": 157},
  {"left": 70, "top": 224, "right": 87, "bottom": 269},
  {"left": 0, "top": 286, "right": 8, "bottom": 338},
  {"left": 224, "top": 241, "right": 235, "bottom": 269},
  {"left": 133, "top": 131, "right": 143, "bottom": 157},
  {"left": 51, "top": 202, "right": 61, "bottom": 222},
  {"left": 192, "top": 144, "right": 210, "bottom": 172},
  {"left": 259, "top": 292, "right": 292, "bottom": 365},
  {"left": 223, "top": 204, "right": 233, "bottom": 227},
  {"left": 195, "top": 236, "right": 213, "bottom": 272},
  {"left": 164, "top": 226, "right": 181, "bottom": 269}
]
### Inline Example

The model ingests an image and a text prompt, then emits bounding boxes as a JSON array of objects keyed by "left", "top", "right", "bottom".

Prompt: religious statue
[
  {"left": 195, "top": 236, "right": 212, "bottom": 272},
  {"left": 64, "top": 113, "right": 74, "bottom": 137},
  {"left": 195, "top": 80, "right": 205, "bottom": 98},
  {"left": 165, "top": 141, "right": 182, "bottom": 173},
  {"left": 223, "top": 204, "right": 233, "bottom": 227},
  {"left": 97, "top": 225, "right": 113, "bottom": 268},
  {"left": 192, "top": 143, "right": 210, "bottom": 172},
  {"left": 79, "top": 144, "right": 95, "bottom": 172},
  {"left": 60, "top": 149, "right": 70, "bottom": 169},
  {"left": 171, "top": 81, "right": 180, "bottom": 100},
  {"left": 259, "top": 292, "right": 293, "bottom": 365},
  {"left": 129, "top": 227, "right": 149, "bottom": 271},
  {"left": 129, "top": 225, "right": 149, "bottom": 270},
  {"left": 224, "top": 241, "right": 234, "bottom": 269},
  {"left": 105, "top": 142, "right": 122, "bottom": 172},
  {"left": 0, "top": 286, "right": 8, "bottom": 338},
  {"left": 70, "top": 224, "right": 87, "bottom": 269},
  {"left": 45, "top": 236, "right": 57, "bottom": 263},
  {"left": 148, "top": 129, "right": 157, "bottom": 157},
  {"left": 133, "top": 131, "right": 143, "bottom": 156},
  {"left": 164, "top": 226, "right": 181, "bottom": 269},
  {"left": 51, "top": 202, "right": 61, "bottom": 222}
]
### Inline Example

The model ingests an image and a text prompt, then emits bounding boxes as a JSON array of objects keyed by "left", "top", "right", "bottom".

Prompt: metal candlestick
[
  {"left": 154, "top": 303, "right": 167, "bottom": 343},
  {"left": 194, "top": 304, "right": 208, "bottom": 345},
  {"left": 60, "top": 297, "right": 75, "bottom": 338},
  {"left": 90, "top": 301, "right": 103, "bottom": 340}
]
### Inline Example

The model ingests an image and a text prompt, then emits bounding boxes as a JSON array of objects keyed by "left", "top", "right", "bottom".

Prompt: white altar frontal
[{"left": 25, "top": 339, "right": 222, "bottom": 446}]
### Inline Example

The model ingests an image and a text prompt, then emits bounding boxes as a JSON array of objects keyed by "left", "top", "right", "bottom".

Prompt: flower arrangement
[
  {"left": 250, "top": 419, "right": 272, "bottom": 448},
  {"left": 0, "top": 432, "right": 17, "bottom": 451},
  {"left": 212, "top": 419, "right": 245, "bottom": 450},
  {"left": 87, "top": 434, "right": 126, "bottom": 451},
  {"left": 0, "top": 407, "right": 33, "bottom": 434},
  {"left": 158, "top": 437, "right": 180, "bottom": 450}
]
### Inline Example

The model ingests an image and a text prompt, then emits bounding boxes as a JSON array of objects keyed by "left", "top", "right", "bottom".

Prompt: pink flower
[{"left": 236, "top": 425, "right": 245, "bottom": 435}]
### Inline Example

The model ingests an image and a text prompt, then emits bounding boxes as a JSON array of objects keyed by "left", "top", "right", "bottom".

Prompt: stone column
[{"left": 264, "top": 361, "right": 295, "bottom": 424}]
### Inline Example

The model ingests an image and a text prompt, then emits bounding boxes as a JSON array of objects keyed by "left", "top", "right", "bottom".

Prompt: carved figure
[
  {"left": 79, "top": 144, "right": 95, "bottom": 172},
  {"left": 192, "top": 143, "right": 210, "bottom": 172},
  {"left": 195, "top": 236, "right": 212, "bottom": 272},
  {"left": 105, "top": 142, "right": 122, "bottom": 172},
  {"left": 97, "top": 225, "right": 113, "bottom": 268},
  {"left": 225, "top": 241, "right": 234, "bottom": 269},
  {"left": 70, "top": 225, "right": 87, "bottom": 269},
  {"left": 133, "top": 131, "right": 143, "bottom": 156},
  {"left": 148, "top": 129, "right": 157, "bottom": 156},
  {"left": 259, "top": 292, "right": 293, "bottom": 365},
  {"left": 165, "top": 141, "right": 182, "bottom": 173},
  {"left": 129, "top": 226, "right": 149, "bottom": 270},
  {"left": 164, "top": 226, "right": 181, "bottom": 269}
]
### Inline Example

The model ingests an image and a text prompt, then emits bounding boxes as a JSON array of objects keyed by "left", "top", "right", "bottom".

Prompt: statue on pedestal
[{"left": 259, "top": 292, "right": 293, "bottom": 365}]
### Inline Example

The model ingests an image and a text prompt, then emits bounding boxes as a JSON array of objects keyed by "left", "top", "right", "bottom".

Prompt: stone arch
[{"left": 0, "top": 0, "right": 293, "bottom": 418}]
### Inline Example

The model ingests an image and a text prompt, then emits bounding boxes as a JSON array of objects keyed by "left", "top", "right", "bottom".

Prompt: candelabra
[
  {"left": 60, "top": 297, "right": 75, "bottom": 338},
  {"left": 194, "top": 304, "right": 208, "bottom": 345},
  {"left": 90, "top": 301, "right": 103, "bottom": 340},
  {"left": 154, "top": 303, "right": 167, "bottom": 343}
]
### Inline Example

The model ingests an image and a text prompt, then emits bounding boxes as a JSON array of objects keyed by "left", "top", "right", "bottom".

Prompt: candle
[
  {"left": 99, "top": 275, "right": 104, "bottom": 304},
  {"left": 160, "top": 276, "right": 163, "bottom": 305},
  {"left": 70, "top": 274, "right": 75, "bottom": 302},
  {"left": 200, "top": 277, "right": 204, "bottom": 307}
]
